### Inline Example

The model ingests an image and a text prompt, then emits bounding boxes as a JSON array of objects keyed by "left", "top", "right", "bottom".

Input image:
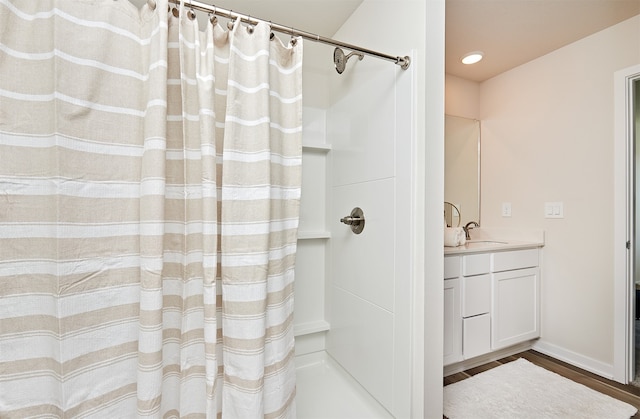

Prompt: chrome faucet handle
[
  {"left": 340, "top": 216, "right": 362, "bottom": 225},
  {"left": 463, "top": 221, "right": 479, "bottom": 240},
  {"left": 340, "top": 207, "right": 365, "bottom": 234}
]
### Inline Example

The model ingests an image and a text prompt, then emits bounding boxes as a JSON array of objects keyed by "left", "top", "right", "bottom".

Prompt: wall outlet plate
[{"left": 545, "top": 202, "right": 564, "bottom": 218}]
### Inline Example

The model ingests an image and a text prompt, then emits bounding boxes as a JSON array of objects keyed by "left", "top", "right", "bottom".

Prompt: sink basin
[{"left": 464, "top": 240, "right": 508, "bottom": 247}]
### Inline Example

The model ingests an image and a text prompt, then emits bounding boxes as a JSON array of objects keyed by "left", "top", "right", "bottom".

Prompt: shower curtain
[{"left": 0, "top": 0, "right": 302, "bottom": 417}]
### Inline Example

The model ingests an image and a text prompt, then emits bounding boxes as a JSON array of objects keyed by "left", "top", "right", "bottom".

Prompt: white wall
[
  {"left": 445, "top": 74, "right": 481, "bottom": 120},
  {"left": 479, "top": 15, "right": 640, "bottom": 373}
]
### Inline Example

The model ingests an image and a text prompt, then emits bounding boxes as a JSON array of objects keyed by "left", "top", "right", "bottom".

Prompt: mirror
[
  {"left": 445, "top": 115, "right": 480, "bottom": 226},
  {"left": 444, "top": 201, "right": 461, "bottom": 227}
]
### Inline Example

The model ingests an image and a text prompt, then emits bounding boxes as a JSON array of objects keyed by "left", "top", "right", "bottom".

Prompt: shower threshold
[{"left": 295, "top": 351, "right": 393, "bottom": 418}]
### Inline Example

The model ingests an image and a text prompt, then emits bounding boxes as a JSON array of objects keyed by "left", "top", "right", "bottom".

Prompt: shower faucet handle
[
  {"left": 339, "top": 216, "right": 361, "bottom": 225},
  {"left": 340, "top": 207, "right": 365, "bottom": 234}
]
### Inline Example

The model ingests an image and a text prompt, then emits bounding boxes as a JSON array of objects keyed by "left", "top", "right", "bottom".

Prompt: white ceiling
[
  {"left": 210, "top": 0, "right": 363, "bottom": 36},
  {"left": 129, "top": 0, "right": 363, "bottom": 36},
  {"left": 446, "top": 0, "right": 640, "bottom": 82}
]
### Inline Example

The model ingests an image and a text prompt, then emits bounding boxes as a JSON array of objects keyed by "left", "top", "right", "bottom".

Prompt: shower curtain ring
[
  {"left": 227, "top": 11, "right": 235, "bottom": 30},
  {"left": 290, "top": 26, "right": 297, "bottom": 46},
  {"left": 187, "top": 0, "right": 196, "bottom": 20},
  {"left": 209, "top": 7, "right": 217, "bottom": 25},
  {"left": 247, "top": 15, "right": 254, "bottom": 34}
]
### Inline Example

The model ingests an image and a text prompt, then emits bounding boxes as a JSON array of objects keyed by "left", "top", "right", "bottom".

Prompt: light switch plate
[
  {"left": 545, "top": 202, "right": 564, "bottom": 218},
  {"left": 502, "top": 202, "right": 512, "bottom": 217}
]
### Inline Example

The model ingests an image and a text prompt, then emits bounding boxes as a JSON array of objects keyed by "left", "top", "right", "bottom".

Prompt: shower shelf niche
[
  {"left": 294, "top": 320, "right": 331, "bottom": 337},
  {"left": 297, "top": 231, "right": 331, "bottom": 240},
  {"left": 295, "top": 107, "right": 331, "bottom": 354},
  {"left": 302, "top": 144, "right": 331, "bottom": 153}
]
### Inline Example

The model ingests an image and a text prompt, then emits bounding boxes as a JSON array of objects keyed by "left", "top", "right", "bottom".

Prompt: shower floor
[{"left": 295, "top": 351, "right": 393, "bottom": 418}]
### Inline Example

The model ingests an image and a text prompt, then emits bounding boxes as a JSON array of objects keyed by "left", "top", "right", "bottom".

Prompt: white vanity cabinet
[
  {"left": 443, "top": 246, "right": 541, "bottom": 366},
  {"left": 491, "top": 249, "right": 540, "bottom": 350},
  {"left": 443, "top": 257, "right": 462, "bottom": 365}
]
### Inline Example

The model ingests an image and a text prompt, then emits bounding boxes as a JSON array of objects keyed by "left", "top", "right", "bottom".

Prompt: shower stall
[
  {"left": 0, "top": 0, "right": 445, "bottom": 417},
  {"left": 290, "top": 4, "right": 429, "bottom": 417},
  {"left": 293, "top": 39, "right": 414, "bottom": 417}
]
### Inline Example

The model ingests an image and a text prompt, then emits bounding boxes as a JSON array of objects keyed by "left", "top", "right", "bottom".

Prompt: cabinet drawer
[
  {"left": 444, "top": 256, "right": 460, "bottom": 279},
  {"left": 462, "top": 253, "right": 490, "bottom": 276},
  {"left": 492, "top": 248, "right": 538, "bottom": 272},
  {"left": 463, "top": 313, "right": 491, "bottom": 359},
  {"left": 462, "top": 274, "right": 491, "bottom": 317}
]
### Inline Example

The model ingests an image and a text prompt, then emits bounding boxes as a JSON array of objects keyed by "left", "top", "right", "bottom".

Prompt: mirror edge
[{"left": 444, "top": 114, "right": 481, "bottom": 226}]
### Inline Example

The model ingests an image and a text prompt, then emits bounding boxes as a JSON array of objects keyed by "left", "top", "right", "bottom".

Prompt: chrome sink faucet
[{"left": 463, "top": 221, "right": 479, "bottom": 240}]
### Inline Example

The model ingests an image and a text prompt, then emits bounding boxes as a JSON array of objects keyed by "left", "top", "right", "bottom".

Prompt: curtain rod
[{"left": 161, "top": 0, "right": 411, "bottom": 71}]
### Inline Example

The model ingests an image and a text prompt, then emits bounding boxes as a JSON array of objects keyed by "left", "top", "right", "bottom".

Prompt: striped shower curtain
[{"left": 0, "top": 0, "right": 302, "bottom": 417}]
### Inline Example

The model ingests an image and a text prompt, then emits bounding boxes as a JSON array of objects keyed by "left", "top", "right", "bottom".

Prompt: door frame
[{"left": 613, "top": 64, "right": 640, "bottom": 384}]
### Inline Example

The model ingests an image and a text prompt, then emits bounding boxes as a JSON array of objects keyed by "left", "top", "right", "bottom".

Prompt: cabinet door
[
  {"left": 463, "top": 313, "right": 491, "bottom": 359},
  {"left": 444, "top": 278, "right": 462, "bottom": 365},
  {"left": 491, "top": 267, "right": 540, "bottom": 350}
]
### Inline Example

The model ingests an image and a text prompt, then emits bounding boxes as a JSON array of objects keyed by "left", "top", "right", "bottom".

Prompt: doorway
[
  {"left": 633, "top": 77, "right": 640, "bottom": 384},
  {"left": 614, "top": 65, "right": 640, "bottom": 384}
]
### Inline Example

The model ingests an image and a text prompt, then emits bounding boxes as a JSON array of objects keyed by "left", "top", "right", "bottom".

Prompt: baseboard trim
[
  {"left": 444, "top": 341, "right": 534, "bottom": 377},
  {"left": 533, "top": 340, "right": 614, "bottom": 380}
]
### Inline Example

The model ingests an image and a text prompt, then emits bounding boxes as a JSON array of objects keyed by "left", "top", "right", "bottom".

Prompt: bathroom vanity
[{"left": 444, "top": 239, "right": 543, "bottom": 369}]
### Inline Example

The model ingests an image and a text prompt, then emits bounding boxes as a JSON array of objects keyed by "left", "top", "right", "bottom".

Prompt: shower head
[{"left": 333, "top": 47, "right": 364, "bottom": 74}]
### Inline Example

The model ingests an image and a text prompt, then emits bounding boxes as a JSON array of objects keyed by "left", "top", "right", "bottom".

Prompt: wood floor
[{"left": 443, "top": 350, "right": 640, "bottom": 419}]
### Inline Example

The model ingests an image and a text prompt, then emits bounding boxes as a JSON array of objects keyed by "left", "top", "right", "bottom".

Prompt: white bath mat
[{"left": 444, "top": 358, "right": 637, "bottom": 419}]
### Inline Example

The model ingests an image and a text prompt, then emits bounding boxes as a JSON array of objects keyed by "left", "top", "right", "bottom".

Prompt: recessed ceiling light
[{"left": 461, "top": 51, "right": 483, "bottom": 65}]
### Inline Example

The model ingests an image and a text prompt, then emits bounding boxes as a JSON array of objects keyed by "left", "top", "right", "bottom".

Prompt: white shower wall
[
  {"left": 327, "top": 58, "right": 410, "bottom": 415},
  {"left": 294, "top": 36, "right": 414, "bottom": 419},
  {"left": 292, "top": 1, "right": 441, "bottom": 417}
]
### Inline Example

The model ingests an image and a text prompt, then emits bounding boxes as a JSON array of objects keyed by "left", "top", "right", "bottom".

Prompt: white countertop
[
  {"left": 443, "top": 227, "right": 545, "bottom": 255},
  {"left": 444, "top": 239, "right": 543, "bottom": 255}
]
